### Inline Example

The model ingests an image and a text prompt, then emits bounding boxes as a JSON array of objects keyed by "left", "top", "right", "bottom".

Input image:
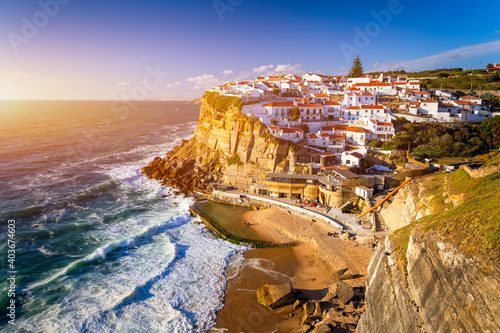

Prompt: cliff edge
[
  {"left": 358, "top": 158, "right": 500, "bottom": 332},
  {"left": 142, "top": 92, "right": 298, "bottom": 192}
]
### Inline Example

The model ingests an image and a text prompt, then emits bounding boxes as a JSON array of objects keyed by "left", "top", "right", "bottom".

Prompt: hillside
[{"left": 358, "top": 155, "right": 500, "bottom": 332}]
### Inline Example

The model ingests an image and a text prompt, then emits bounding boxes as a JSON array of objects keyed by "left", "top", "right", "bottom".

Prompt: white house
[
  {"left": 356, "top": 186, "right": 373, "bottom": 199},
  {"left": 310, "top": 93, "right": 330, "bottom": 104},
  {"left": 353, "top": 81, "right": 395, "bottom": 95},
  {"left": 302, "top": 73, "right": 325, "bottom": 82},
  {"left": 325, "top": 101, "right": 342, "bottom": 120},
  {"left": 341, "top": 151, "right": 365, "bottom": 167},
  {"left": 345, "top": 126, "right": 373, "bottom": 146},
  {"left": 460, "top": 95, "right": 482, "bottom": 105},
  {"left": 365, "top": 119, "right": 394, "bottom": 141},
  {"left": 343, "top": 92, "right": 377, "bottom": 108},
  {"left": 344, "top": 104, "right": 387, "bottom": 121},
  {"left": 268, "top": 126, "right": 304, "bottom": 143}
]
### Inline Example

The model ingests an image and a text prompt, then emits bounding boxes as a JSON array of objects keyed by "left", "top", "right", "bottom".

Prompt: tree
[
  {"left": 486, "top": 63, "right": 494, "bottom": 69},
  {"left": 288, "top": 106, "right": 301, "bottom": 121},
  {"left": 347, "top": 55, "right": 364, "bottom": 78}
]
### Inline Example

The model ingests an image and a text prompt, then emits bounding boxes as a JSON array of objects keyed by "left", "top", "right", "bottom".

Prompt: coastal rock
[
  {"left": 312, "top": 301, "right": 322, "bottom": 317},
  {"left": 293, "top": 300, "right": 302, "bottom": 310},
  {"left": 357, "top": 234, "right": 500, "bottom": 333},
  {"left": 335, "top": 268, "right": 349, "bottom": 276},
  {"left": 338, "top": 273, "right": 354, "bottom": 281},
  {"left": 320, "top": 292, "right": 337, "bottom": 303},
  {"left": 256, "top": 283, "right": 295, "bottom": 310},
  {"left": 313, "top": 321, "right": 334, "bottom": 333},
  {"left": 291, "top": 324, "right": 311, "bottom": 333},
  {"left": 336, "top": 281, "right": 355, "bottom": 305},
  {"left": 300, "top": 314, "right": 313, "bottom": 326},
  {"left": 304, "top": 301, "right": 315, "bottom": 316}
]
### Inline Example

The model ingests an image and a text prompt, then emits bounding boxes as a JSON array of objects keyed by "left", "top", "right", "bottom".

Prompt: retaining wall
[{"left": 212, "top": 190, "right": 345, "bottom": 231}]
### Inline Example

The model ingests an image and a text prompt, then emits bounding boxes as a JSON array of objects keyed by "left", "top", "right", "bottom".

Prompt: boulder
[
  {"left": 335, "top": 268, "right": 349, "bottom": 276},
  {"left": 291, "top": 324, "right": 311, "bottom": 333},
  {"left": 256, "top": 283, "right": 295, "bottom": 310},
  {"left": 337, "top": 281, "right": 355, "bottom": 305},
  {"left": 312, "top": 301, "right": 322, "bottom": 317},
  {"left": 313, "top": 322, "right": 334, "bottom": 333},
  {"left": 338, "top": 274, "right": 354, "bottom": 281},
  {"left": 320, "top": 292, "right": 337, "bottom": 302},
  {"left": 292, "top": 300, "right": 302, "bottom": 310},
  {"left": 300, "top": 314, "right": 313, "bottom": 325},
  {"left": 304, "top": 301, "right": 316, "bottom": 316}
]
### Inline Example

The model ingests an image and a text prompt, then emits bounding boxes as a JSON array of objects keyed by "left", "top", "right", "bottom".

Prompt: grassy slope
[{"left": 392, "top": 155, "right": 500, "bottom": 272}]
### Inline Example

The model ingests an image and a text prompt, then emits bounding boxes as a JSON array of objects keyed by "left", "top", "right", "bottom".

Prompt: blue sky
[{"left": 0, "top": 0, "right": 499, "bottom": 99}]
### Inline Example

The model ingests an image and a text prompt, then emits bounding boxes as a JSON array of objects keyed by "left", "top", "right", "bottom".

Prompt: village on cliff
[{"left": 204, "top": 68, "right": 496, "bottom": 208}]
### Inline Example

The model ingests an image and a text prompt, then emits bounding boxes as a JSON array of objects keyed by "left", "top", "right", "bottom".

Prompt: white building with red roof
[
  {"left": 341, "top": 151, "right": 365, "bottom": 168},
  {"left": 343, "top": 92, "right": 377, "bottom": 108},
  {"left": 364, "top": 119, "right": 394, "bottom": 141},
  {"left": 344, "top": 104, "right": 388, "bottom": 121},
  {"left": 345, "top": 126, "right": 373, "bottom": 146},
  {"left": 267, "top": 126, "right": 304, "bottom": 143}
]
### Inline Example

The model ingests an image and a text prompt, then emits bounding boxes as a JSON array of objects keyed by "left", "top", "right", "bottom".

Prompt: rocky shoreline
[{"left": 141, "top": 140, "right": 217, "bottom": 194}]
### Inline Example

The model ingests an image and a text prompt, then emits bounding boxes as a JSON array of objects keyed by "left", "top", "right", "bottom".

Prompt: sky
[{"left": 0, "top": 0, "right": 499, "bottom": 100}]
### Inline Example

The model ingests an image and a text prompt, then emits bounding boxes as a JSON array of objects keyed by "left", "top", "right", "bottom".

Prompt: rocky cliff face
[
  {"left": 358, "top": 169, "right": 500, "bottom": 332},
  {"left": 142, "top": 92, "right": 295, "bottom": 192},
  {"left": 358, "top": 232, "right": 500, "bottom": 333}
]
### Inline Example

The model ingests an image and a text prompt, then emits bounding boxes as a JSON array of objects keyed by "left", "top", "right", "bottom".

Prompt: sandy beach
[{"left": 211, "top": 207, "right": 374, "bottom": 333}]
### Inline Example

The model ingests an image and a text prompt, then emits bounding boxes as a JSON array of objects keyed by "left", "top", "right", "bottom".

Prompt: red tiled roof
[
  {"left": 308, "top": 133, "right": 319, "bottom": 139},
  {"left": 312, "top": 93, "right": 329, "bottom": 97},
  {"left": 377, "top": 122, "right": 393, "bottom": 126},
  {"left": 325, "top": 101, "right": 340, "bottom": 105},
  {"left": 349, "top": 152, "right": 364, "bottom": 159},
  {"left": 354, "top": 82, "right": 392, "bottom": 87},
  {"left": 454, "top": 100, "right": 481, "bottom": 106},
  {"left": 422, "top": 98, "right": 438, "bottom": 103},
  {"left": 280, "top": 127, "right": 303, "bottom": 134},
  {"left": 298, "top": 103, "right": 324, "bottom": 108},
  {"left": 346, "top": 126, "right": 372, "bottom": 134},
  {"left": 329, "top": 134, "right": 346, "bottom": 140},
  {"left": 264, "top": 102, "right": 294, "bottom": 107},
  {"left": 361, "top": 105, "right": 384, "bottom": 109},
  {"left": 333, "top": 125, "right": 348, "bottom": 131}
]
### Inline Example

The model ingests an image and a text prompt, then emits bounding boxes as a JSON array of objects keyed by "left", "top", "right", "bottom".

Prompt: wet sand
[{"left": 210, "top": 207, "right": 374, "bottom": 333}]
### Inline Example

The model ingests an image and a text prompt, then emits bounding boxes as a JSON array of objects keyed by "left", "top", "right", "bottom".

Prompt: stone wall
[{"left": 460, "top": 163, "right": 500, "bottom": 179}]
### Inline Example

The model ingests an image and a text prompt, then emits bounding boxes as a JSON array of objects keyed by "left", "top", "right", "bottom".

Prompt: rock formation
[
  {"left": 142, "top": 92, "right": 308, "bottom": 193},
  {"left": 358, "top": 169, "right": 500, "bottom": 332}
]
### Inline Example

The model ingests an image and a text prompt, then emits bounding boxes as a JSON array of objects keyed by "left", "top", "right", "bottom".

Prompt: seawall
[{"left": 211, "top": 190, "right": 345, "bottom": 232}]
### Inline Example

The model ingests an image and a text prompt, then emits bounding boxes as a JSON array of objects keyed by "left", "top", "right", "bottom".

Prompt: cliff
[
  {"left": 358, "top": 164, "right": 500, "bottom": 332},
  {"left": 142, "top": 92, "right": 302, "bottom": 192}
]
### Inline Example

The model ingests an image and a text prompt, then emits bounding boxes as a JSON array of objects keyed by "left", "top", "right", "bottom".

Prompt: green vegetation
[
  {"left": 348, "top": 55, "right": 364, "bottom": 78},
  {"left": 381, "top": 131, "right": 415, "bottom": 150},
  {"left": 367, "top": 139, "right": 383, "bottom": 148},
  {"left": 367, "top": 67, "right": 500, "bottom": 91},
  {"left": 227, "top": 154, "right": 242, "bottom": 166},
  {"left": 288, "top": 142, "right": 299, "bottom": 152},
  {"left": 410, "top": 116, "right": 500, "bottom": 158},
  {"left": 203, "top": 91, "right": 243, "bottom": 113},
  {"left": 376, "top": 117, "right": 500, "bottom": 157},
  {"left": 288, "top": 106, "right": 301, "bottom": 121},
  {"left": 392, "top": 167, "right": 500, "bottom": 279}
]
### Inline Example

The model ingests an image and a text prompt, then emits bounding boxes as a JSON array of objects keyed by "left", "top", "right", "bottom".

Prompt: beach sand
[{"left": 211, "top": 207, "right": 374, "bottom": 333}]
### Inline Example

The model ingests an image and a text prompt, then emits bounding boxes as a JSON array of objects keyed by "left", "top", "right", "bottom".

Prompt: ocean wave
[{"left": 27, "top": 209, "right": 194, "bottom": 291}]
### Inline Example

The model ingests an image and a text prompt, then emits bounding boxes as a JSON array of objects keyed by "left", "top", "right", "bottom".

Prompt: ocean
[{"left": 0, "top": 100, "right": 244, "bottom": 332}]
